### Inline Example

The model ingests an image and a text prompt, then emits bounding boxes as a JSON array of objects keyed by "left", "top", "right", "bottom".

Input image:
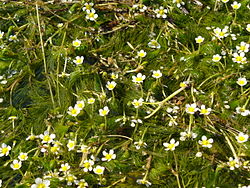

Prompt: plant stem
[
  {"left": 36, "top": 3, "right": 55, "bottom": 109},
  {"left": 145, "top": 86, "right": 186, "bottom": 119},
  {"left": 173, "top": 151, "right": 182, "bottom": 188},
  {"left": 188, "top": 114, "right": 194, "bottom": 135}
]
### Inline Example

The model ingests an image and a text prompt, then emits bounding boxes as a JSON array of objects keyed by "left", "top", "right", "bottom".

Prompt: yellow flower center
[
  {"left": 101, "top": 110, "right": 108, "bottom": 116},
  {"left": 229, "top": 160, "right": 236, "bottom": 167},
  {"left": 77, "top": 103, "right": 84, "bottom": 108},
  {"left": 202, "top": 140, "right": 209, "bottom": 146},
  {"left": 95, "top": 168, "right": 103, "bottom": 174},
  {"left": 68, "top": 142, "right": 75, "bottom": 148},
  {"left": 201, "top": 109, "right": 208, "bottom": 114},
  {"left": 37, "top": 184, "right": 46, "bottom": 188},
  {"left": 71, "top": 109, "right": 77, "bottom": 115},
  {"left": 13, "top": 163, "right": 20, "bottom": 169},
  {"left": 213, "top": 57, "right": 220, "bottom": 61},
  {"left": 43, "top": 135, "right": 51, "bottom": 142},
  {"left": 108, "top": 84, "right": 115, "bottom": 89},
  {"left": 88, "top": 13, "right": 95, "bottom": 18},
  {"left": 154, "top": 73, "right": 160, "bottom": 77},
  {"left": 20, "top": 154, "right": 26, "bottom": 160},
  {"left": 2, "top": 147, "right": 9, "bottom": 154},
  {"left": 219, "top": 32, "right": 225, "bottom": 37},
  {"left": 86, "top": 5, "right": 92, "bottom": 10},
  {"left": 84, "top": 162, "right": 91, "bottom": 168},
  {"left": 135, "top": 77, "right": 143, "bottom": 82},
  {"left": 240, "top": 46, "right": 246, "bottom": 51},
  {"left": 51, "top": 146, "right": 58, "bottom": 153},
  {"left": 73, "top": 41, "right": 80, "bottom": 47},
  {"left": 67, "top": 176, "right": 74, "bottom": 182},
  {"left": 76, "top": 59, "right": 82, "bottom": 64},
  {"left": 188, "top": 107, "right": 195, "bottom": 113},
  {"left": 238, "top": 80, "right": 245, "bottom": 85},
  {"left": 168, "top": 144, "right": 175, "bottom": 150},
  {"left": 105, "top": 154, "right": 113, "bottom": 160},
  {"left": 61, "top": 166, "right": 68, "bottom": 171},
  {"left": 196, "top": 38, "right": 203, "bottom": 43},
  {"left": 159, "top": 9, "right": 165, "bottom": 15},
  {"left": 236, "top": 56, "right": 243, "bottom": 61},
  {"left": 238, "top": 136, "right": 245, "bottom": 142},
  {"left": 180, "top": 82, "right": 187, "bottom": 88}
]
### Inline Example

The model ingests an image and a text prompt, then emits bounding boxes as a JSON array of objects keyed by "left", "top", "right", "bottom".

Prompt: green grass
[{"left": 0, "top": 0, "right": 249, "bottom": 187}]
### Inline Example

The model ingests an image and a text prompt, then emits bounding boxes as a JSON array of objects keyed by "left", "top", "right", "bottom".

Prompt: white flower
[
  {"left": 75, "top": 179, "right": 88, "bottom": 188},
  {"left": 18, "top": 152, "right": 28, "bottom": 161},
  {"left": 0, "top": 31, "right": 4, "bottom": 39},
  {"left": 185, "top": 103, "right": 199, "bottom": 114},
  {"left": 82, "top": 2, "right": 94, "bottom": 13},
  {"left": 227, "top": 157, "right": 240, "bottom": 170},
  {"left": 110, "top": 72, "right": 118, "bottom": 80},
  {"left": 231, "top": 1, "right": 241, "bottom": 10},
  {"left": 148, "top": 39, "right": 161, "bottom": 49},
  {"left": 60, "top": 163, "right": 70, "bottom": 173},
  {"left": 134, "top": 140, "right": 147, "bottom": 150},
  {"left": 99, "top": 106, "right": 110, "bottom": 116},
  {"left": 82, "top": 159, "right": 94, "bottom": 172},
  {"left": 195, "top": 36, "right": 204, "bottom": 44},
  {"left": 232, "top": 52, "right": 247, "bottom": 64},
  {"left": 10, "top": 160, "right": 22, "bottom": 170},
  {"left": 106, "top": 81, "right": 117, "bottom": 90},
  {"left": 132, "top": 4, "right": 147, "bottom": 12},
  {"left": 236, "top": 42, "right": 249, "bottom": 53},
  {"left": 212, "top": 54, "right": 222, "bottom": 62},
  {"left": 31, "top": 178, "right": 50, "bottom": 188},
  {"left": 57, "top": 23, "right": 63, "bottom": 28},
  {"left": 58, "top": 72, "right": 70, "bottom": 77},
  {"left": 132, "top": 98, "right": 144, "bottom": 108},
  {"left": 67, "top": 106, "right": 81, "bottom": 116},
  {"left": 72, "top": 39, "right": 81, "bottom": 47},
  {"left": 198, "top": 136, "right": 213, "bottom": 148},
  {"left": 73, "top": 56, "right": 84, "bottom": 65},
  {"left": 247, "top": 24, "right": 250, "bottom": 32},
  {"left": 0, "top": 98, "right": 3, "bottom": 103},
  {"left": 130, "top": 118, "right": 143, "bottom": 127},
  {"left": 152, "top": 70, "right": 162, "bottom": 79},
  {"left": 180, "top": 131, "right": 197, "bottom": 141},
  {"left": 221, "top": 0, "right": 229, "bottom": 3},
  {"left": 136, "top": 179, "right": 152, "bottom": 187},
  {"left": 195, "top": 152, "right": 203, "bottom": 157},
  {"left": 9, "top": 35, "right": 17, "bottom": 42},
  {"left": 213, "top": 27, "right": 229, "bottom": 39},
  {"left": 199, "top": 105, "right": 212, "bottom": 115},
  {"left": 236, "top": 107, "right": 250, "bottom": 116},
  {"left": 102, "top": 149, "right": 116, "bottom": 162},
  {"left": 173, "top": 0, "right": 185, "bottom": 8},
  {"left": 8, "top": 116, "right": 17, "bottom": 121},
  {"left": 137, "top": 50, "right": 147, "bottom": 58},
  {"left": 237, "top": 77, "right": 248, "bottom": 86},
  {"left": 65, "top": 174, "right": 77, "bottom": 186},
  {"left": 86, "top": 9, "right": 98, "bottom": 21},
  {"left": 180, "top": 81, "right": 189, "bottom": 88},
  {"left": 155, "top": 6, "right": 168, "bottom": 18},
  {"left": 236, "top": 132, "right": 249, "bottom": 143},
  {"left": 163, "top": 138, "right": 179, "bottom": 151},
  {"left": 93, "top": 165, "right": 105, "bottom": 175},
  {"left": 39, "top": 131, "right": 56, "bottom": 144},
  {"left": 132, "top": 73, "right": 146, "bottom": 84},
  {"left": 75, "top": 100, "right": 85, "bottom": 110},
  {"left": 87, "top": 98, "right": 95, "bottom": 104},
  {"left": 67, "top": 140, "right": 76, "bottom": 151}
]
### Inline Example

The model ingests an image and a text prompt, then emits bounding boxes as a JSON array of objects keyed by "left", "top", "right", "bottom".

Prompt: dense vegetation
[{"left": 0, "top": 0, "right": 249, "bottom": 187}]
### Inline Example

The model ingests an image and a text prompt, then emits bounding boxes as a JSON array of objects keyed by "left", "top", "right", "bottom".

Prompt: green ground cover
[{"left": 0, "top": 0, "right": 249, "bottom": 187}]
